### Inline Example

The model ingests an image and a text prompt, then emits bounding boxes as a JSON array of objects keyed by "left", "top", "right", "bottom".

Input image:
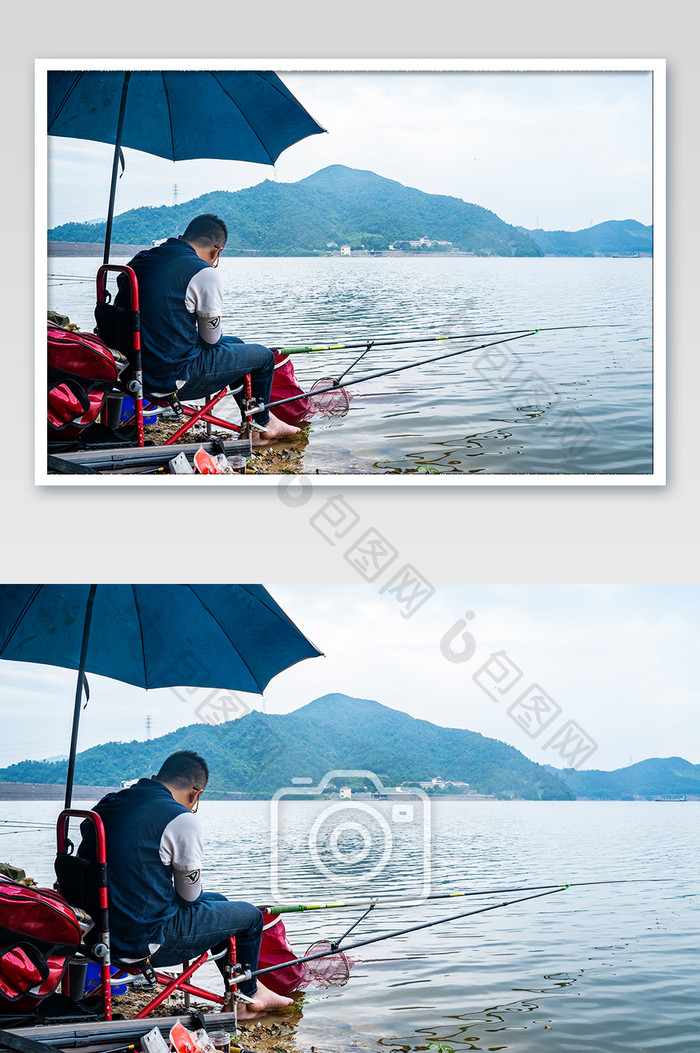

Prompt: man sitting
[
  {"left": 117, "top": 214, "right": 299, "bottom": 446},
  {"left": 79, "top": 750, "right": 291, "bottom": 1018}
]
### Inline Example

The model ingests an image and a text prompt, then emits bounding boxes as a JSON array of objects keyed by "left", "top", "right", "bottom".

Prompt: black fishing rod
[
  {"left": 262, "top": 329, "right": 537, "bottom": 414},
  {"left": 270, "top": 324, "right": 623, "bottom": 356},
  {"left": 47, "top": 274, "right": 94, "bottom": 282},
  {"left": 236, "top": 885, "right": 570, "bottom": 986},
  {"left": 0, "top": 830, "right": 50, "bottom": 836},
  {"left": 0, "top": 819, "right": 57, "bottom": 827}
]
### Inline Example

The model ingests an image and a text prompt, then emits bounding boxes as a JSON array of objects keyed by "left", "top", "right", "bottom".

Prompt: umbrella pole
[
  {"left": 103, "top": 72, "right": 131, "bottom": 266},
  {"left": 64, "top": 585, "right": 98, "bottom": 810}
]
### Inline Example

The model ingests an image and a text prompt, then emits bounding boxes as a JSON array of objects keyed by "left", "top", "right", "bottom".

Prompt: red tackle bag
[
  {"left": 47, "top": 323, "right": 126, "bottom": 437},
  {"left": 257, "top": 915, "right": 308, "bottom": 995},
  {"left": 0, "top": 877, "right": 81, "bottom": 1013},
  {"left": 270, "top": 354, "right": 312, "bottom": 425}
]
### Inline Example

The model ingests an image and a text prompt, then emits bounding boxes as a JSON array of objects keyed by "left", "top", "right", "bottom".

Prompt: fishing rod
[
  {"left": 48, "top": 274, "right": 94, "bottom": 282},
  {"left": 0, "top": 831, "right": 45, "bottom": 836},
  {"left": 0, "top": 830, "right": 52, "bottom": 837},
  {"left": 47, "top": 275, "right": 95, "bottom": 287},
  {"left": 259, "top": 877, "right": 664, "bottom": 915},
  {"left": 270, "top": 324, "right": 623, "bottom": 356},
  {"left": 237, "top": 885, "right": 570, "bottom": 985},
  {"left": 0, "top": 819, "right": 57, "bottom": 826},
  {"left": 262, "top": 329, "right": 537, "bottom": 414}
]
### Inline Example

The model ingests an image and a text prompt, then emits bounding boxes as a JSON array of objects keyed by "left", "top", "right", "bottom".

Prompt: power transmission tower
[{"left": 145, "top": 715, "right": 152, "bottom": 739}]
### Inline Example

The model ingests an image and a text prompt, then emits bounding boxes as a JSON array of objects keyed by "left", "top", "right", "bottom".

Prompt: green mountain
[
  {"left": 519, "top": 219, "right": 652, "bottom": 256},
  {"left": 550, "top": 757, "right": 700, "bottom": 800},
  {"left": 0, "top": 693, "right": 572, "bottom": 800},
  {"left": 48, "top": 165, "right": 543, "bottom": 257}
]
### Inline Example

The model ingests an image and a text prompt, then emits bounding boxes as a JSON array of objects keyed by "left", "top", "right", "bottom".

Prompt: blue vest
[
  {"left": 79, "top": 779, "right": 189, "bottom": 960},
  {"left": 117, "top": 239, "right": 211, "bottom": 393}
]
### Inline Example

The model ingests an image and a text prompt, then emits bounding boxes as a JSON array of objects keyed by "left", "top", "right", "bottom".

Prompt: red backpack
[
  {"left": 0, "top": 877, "right": 81, "bottom": 1014},
  {"left": 47, "top": 323, "right": 126, "bottom": 437}
]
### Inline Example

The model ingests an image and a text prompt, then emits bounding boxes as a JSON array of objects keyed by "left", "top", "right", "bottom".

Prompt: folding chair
[
  {"left": 55, "top": 810, "right": 236, "bottom": 1022},
  {"left": 94, "top": 266, "right": 255, "bottom": 450}
]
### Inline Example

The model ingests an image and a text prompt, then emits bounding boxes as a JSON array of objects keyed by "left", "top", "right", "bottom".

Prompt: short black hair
[
  {"left": 183, "top": 214, "right": 228, "bottom": 248},
  {"left": 156, "top": 750, "right": 209, "bottom": 790}
]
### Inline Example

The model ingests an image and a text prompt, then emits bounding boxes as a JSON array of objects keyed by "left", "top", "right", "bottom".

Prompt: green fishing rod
[
  {"left": 259, "top": 877, "right": 663, "bottom": 915},
  {"left": 270, "top": 323, "right": 623, "bottom": 355},
  {"left": 238, "top": 885, "right": 571, "bottom": 986},
  {"left": 263, "top": 329, "right": 536, "bottom": 415}
]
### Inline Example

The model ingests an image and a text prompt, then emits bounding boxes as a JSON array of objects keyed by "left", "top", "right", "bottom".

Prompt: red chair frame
[
  {"left": 56, "top": 809, "right": 232, "bottom": 1022},
  {"left": 96, "top": 266, "right": 253, "bottom": 449}
]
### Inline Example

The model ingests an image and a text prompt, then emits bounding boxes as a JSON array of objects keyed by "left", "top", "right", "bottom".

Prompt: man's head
[
  {"left": 154, "top": 750, "right": 209, "bottom": 811},
  {"left": 182, "top": 214, "right": 228, "bottom": 268}
]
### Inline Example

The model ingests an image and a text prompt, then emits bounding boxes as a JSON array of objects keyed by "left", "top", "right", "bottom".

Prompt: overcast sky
[
  {"left": 47, "top": 69, "right": 653, "bottom": 233},
  {"left": 0, "top": 585, "right": 695, "bottom": 774}
]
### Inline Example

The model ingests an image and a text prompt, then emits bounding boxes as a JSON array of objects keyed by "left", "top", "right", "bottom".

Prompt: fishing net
[
  {"left": 302, "top": 940, "right": 351, "bottom": 987},
  {"left": 306, "top": 378, "right": 352, "bottom": 418}
]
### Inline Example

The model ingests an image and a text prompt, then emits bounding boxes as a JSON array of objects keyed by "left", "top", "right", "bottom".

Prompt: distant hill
[
  {"left": 519, "top": 219, "right": 652, "bottom": 256},
  {"left": 48, "top": 165, "right": 543, "bottom": 257},
  {"left": 550, "top": 757, "right": 700, "bottom": 799},
  {"left": 0, "top": 693, "right": 573, "bottom": 800}
]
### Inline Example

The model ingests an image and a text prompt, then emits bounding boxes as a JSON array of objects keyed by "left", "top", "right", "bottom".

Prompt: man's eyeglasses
[{"left": 191, "top": 786, "right": 204, "bottom": 812}]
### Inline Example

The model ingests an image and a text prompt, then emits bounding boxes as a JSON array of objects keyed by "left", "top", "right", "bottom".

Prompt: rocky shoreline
[
  {"left": 113, "top": 991, "right": 368, "bottom": 1053},
  {"left": 143, "top": 419, "right": 307, "bottom": 475}
]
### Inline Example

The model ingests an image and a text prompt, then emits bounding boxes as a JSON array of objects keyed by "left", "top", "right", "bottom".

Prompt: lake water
[
  {"left": 47, "top": 256, "right": 654, "bottom": 476},
  {"left": 3, "top": 799, "right": 697, "bottom": 1051}
]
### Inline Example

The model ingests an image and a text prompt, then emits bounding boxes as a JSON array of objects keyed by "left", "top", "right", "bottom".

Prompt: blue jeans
[
  {"left": 177, "top": 337, "right": 274, "bottom": 427},
  {"left": 149, "top": 892, "right": 263, "bottom": 996}
]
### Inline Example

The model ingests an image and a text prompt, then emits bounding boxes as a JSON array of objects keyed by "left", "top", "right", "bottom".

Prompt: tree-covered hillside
[
  {"left": 552, "top": 757, "right": 700, "bottom": 799},
  {"left": 520, "top": 219, "right": 652, "bottom": 256},
  {"left": 48, "top": 165, "right": 543, "bottom": 257},
  {"left": 0, "top": 693, "right": 573, "bottom": 800}
]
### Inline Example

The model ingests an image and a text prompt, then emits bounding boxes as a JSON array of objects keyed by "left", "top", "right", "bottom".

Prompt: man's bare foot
[
  {"left": 235, "top": 981, "right": 293, "bottom": 1018},
  {"left": 251, "top": 412, "right": 301, "bottom": 447}
]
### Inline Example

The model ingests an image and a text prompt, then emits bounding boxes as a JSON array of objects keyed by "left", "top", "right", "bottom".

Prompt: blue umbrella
[
  {"left": 47, "top": 69, "right": 326, "bottom": 262},
  {"left": 0, "top": 584, "right": 322, "bottom": 806}
]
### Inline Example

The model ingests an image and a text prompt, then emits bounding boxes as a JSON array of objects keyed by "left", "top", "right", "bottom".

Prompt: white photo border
[{"left": 36, "top": 58, "right": 666, "bottom": 487}]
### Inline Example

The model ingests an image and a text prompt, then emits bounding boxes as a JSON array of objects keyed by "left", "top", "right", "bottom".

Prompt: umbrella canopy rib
[
  {"left": 130, "top": 584, "right": 148, "bottom": 689},
  {"left": 190, "top": 587, "right": 274, "bottom": 694},
  {"left": 0, "top": 585, "right": 42, "bottom": 652},
  {"left": 213, "top": 72, "right": 269, "bottom": 161}
]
